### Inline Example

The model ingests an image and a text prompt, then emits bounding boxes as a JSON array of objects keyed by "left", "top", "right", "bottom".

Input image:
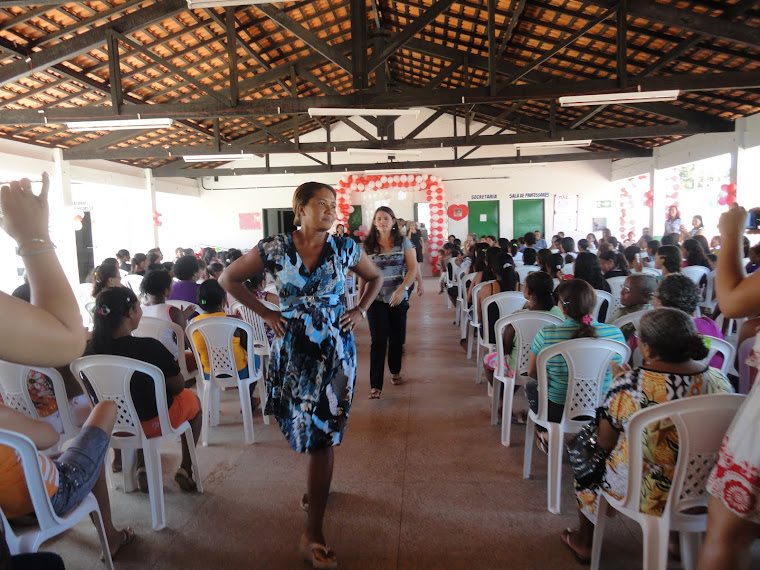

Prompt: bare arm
[
  {"left": 0, "top": 174, "right": 87, "bottom": 366},
  {"left": 219, "top": 248, "right": 288, "bottom": 337},
  {"left": 164, "top": 373, "right": 185, "bottom": 397},
  {"left": 527, "top": 352, "right": 537, "bottom": 379},
  {"left": 715, "top": 206, "right": 760, "bottom": 318},
  {"left": 0, "top": 404, "right": 60, "bottom": 450},
  {"left": 388, "top": 248, "right": 418, "bottom": 307}
]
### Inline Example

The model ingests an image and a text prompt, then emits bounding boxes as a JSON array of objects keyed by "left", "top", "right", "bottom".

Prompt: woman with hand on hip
[
  {"left": 220, "top": 182, "right": 382, "bottom": 570},
  {"left": 360, "top": 207, "right": 418, "bottom": 398}
]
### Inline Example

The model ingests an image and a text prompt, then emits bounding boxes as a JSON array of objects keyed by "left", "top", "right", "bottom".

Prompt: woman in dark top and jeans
[
  {"left": 86, "top": 286, "right": 202, "bottom": 493},
  {"left": 360, "top": 207, "right": 418, "bottom": 398}
]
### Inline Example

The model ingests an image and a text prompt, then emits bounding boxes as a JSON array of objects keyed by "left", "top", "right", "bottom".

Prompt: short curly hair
[{"left": 656, "top": 273, "right": 700, "bottom": 314}]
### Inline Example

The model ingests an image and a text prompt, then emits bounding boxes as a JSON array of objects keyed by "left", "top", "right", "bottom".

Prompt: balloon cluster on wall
[
  {"left": 619, "top": 175, "right": 648, "bottom": 240},
  {"left": 336, "top": 173, "right": 445, "bottom": 272},
  {"left": 718, "top": 182, "right": 737, "bottom": 206},
  {"left": 153, "top": 211, "right": 163, "bottom": 227},
  {"left": 661, "top": 174, "right": 680, "bottom": 211}
]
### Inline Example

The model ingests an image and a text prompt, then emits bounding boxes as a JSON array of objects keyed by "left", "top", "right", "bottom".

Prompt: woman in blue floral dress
[{"left": 220, "top": 182, "right": 381, "bottom": 569}]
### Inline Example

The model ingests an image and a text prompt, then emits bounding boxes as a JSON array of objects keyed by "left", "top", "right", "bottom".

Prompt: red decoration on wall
[
  {"left": 152, "top": 211, "right": 162, "bottom": 227},
  {"left": 447, "top": 204, "right": 469, "bottom": 220}
]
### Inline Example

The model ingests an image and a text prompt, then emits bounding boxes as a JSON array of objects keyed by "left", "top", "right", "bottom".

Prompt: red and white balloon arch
[{"left": 335, "top": 173, "right": 446, "bottom": 273}]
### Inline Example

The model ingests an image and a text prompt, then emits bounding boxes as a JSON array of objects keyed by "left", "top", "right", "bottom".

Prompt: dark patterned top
[{"left": 257, "top": 233, "right": 362, "bottom": 452}]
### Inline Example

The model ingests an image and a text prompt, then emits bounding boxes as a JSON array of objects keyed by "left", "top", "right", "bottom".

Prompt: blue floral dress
[{"left": 257, "top": 233, "right": 361, "bottom": 453}]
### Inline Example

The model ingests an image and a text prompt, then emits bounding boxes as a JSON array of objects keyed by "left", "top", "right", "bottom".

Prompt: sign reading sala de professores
[{"left": 508, "top": 192, "right": 550, "bottom": 199}]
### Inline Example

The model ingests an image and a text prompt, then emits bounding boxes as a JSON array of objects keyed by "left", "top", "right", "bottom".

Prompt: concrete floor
[{"left": 43, "top": 279, "right": 756, "bottom": 569}]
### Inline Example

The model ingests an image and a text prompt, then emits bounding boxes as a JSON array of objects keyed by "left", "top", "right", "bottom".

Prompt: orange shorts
[{"left": 140, "top": 389, "right": 201, "bottom": 439}]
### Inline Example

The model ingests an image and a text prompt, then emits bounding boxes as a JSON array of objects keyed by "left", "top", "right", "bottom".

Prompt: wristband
[
  {"left": 403, "top": 285, "right": 410, "bottom": 291},
  {"left": 358, "top": 307, "right": 367, "bottom": 319}
]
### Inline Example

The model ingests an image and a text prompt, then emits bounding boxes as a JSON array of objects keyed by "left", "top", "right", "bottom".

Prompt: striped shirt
[
  {"left": 0, "top": 445, "right": 59, "bottom": 518},
  {"left": 367, "top": 237, "right": 414, "bottom": 304},
  {"left": 530, "top": 317, "right": 625, "bottom": 405}
]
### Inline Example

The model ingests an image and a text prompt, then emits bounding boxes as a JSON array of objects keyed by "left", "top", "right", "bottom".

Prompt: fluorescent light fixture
[
  {"left": 186, "top": 0, "right": 273, "bottom": 8},
  {"left": 559, "top": 90, "right": 680, "bottom": 107},
  {"left": 182, "top": 153, "right": 256, "bottom": 162},
  {"left": 513, "top": 139, "right": 592, "bottom": 150},
  {"left": 67, "top": 118, "right": 173, "bottom": 132},
  {"left": 364, "top": 168, "right": 422, "bottom": 175},
  {"left": 346, "top": 148, "right": 422, "bottom": 157},
  {"left": 491, "top": 162, "right": 547, "bottom": 169},
  {"left": 308, "top": 108, "right": 420, "bottom": 118}
]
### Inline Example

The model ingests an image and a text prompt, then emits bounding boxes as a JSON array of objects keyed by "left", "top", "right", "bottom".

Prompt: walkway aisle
[{"left": 55, "top": 278, "right": 648, "bottom": 569}]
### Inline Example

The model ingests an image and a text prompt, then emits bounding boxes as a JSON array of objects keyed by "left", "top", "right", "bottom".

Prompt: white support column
[
  {"left": 647, "top": 165, "right": 655, "bottom": 236},
  {"left": 145, "top": 169, "right": 159, "bottom": 248},
  {"left": 51, "top": 149, "right": 80, "bottom": 288}
]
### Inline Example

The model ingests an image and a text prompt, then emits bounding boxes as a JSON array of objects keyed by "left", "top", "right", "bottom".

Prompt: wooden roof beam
[
  {"left": 255, "top": 4, "right": 352, "bottom": 73},
  {"left": 0, "top": 0, "right": 187, "bottom": 86}
]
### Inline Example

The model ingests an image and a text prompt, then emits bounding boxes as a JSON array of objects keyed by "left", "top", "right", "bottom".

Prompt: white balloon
[
  {"left": 380, "top": 175, "right": 387, "bottom": 183},
  {"left": 400, "top": 174, "right": 408, "bottom": 182}
]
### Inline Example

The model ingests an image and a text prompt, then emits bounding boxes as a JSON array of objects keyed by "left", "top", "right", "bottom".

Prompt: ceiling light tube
[
  {"left": 182, "top": 153, "right": 256, "bottom": 162},
  {"left": 513, "top": 139, "right": 592, "bottom": 150},
  {"left": 346, "top": 148, "right": 422, "bottom": 157},
  {"left": 308, "top": 108, "right": 420, "bottom": 118},
  {"left": 67, "top": 118, "right": 174, "bottom": 132},
  {"left": 559, "top": 90, "right": 679, "bottom": 107},
  {"left": 364, "top": 168, "right": 422, "bottom": 175},
  {"left": 186, "top": 0, "right": 273, "bottom": 8},
  {"left": 490, "top": 162, "right": 548, "bottom": 169}
]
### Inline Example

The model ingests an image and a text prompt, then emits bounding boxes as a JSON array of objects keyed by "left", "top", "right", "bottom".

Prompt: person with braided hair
[{"left": 525, "top": 279, "right": 625, "bottom": 451}]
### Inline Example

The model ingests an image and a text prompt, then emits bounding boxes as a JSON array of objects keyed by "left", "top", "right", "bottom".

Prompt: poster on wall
[
  {"left": 592, "top": 217, "right": 607, "bottom": 232},
  {"left": 553, "top": 194, "right": 578, "bottom": 233},
  {"left": 239, "top": 212, "right": 262, "bottom": 230}
]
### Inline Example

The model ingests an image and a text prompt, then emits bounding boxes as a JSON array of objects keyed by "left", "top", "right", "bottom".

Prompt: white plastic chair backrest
[
  {"left": 552, "top": 278, "right": 560, "bottom": 290},
  {"left": 459, "top": 273, "right": 475, "bottom": 305},
  {"left": 515, "top": 265, "right": 539, "bottom": 285},
  {"left": 186, "top": 316, "right": 261, "bottom": 384},
  {"left": 70, "top": 355, "right": 171, "bottom": 442},
  {"left": 445, "top": 258, "right": 459, "bottom": 287},
  {"left": 616, "top": 394, "right": 744, "bottom": 517},
  {"left": 132, "top": 316, "right": 190, "bottom": 379},
  {"left": 611, "top": 308, "right": 650, "bottom": 331},
  {"left": 592, "top": 290, "right": 614, "bottom": 323},
  {"left": 562, "top": 263, "right": 575, "bottom": 275},
  {"left": 606, "top": 276, "right": 628, "bottom": 312},
  {"left": 701, "top": 270, "right": 717, "bottom": 307},
  {"left": 639, "top": 267, "right": 661, "bottom": 277},
  {"left": 493, "top": 312, "right": 564, "bottom": 379},
  {"left": 536, "top": 338, "right": 631, "bottom": 431},
  {"left": 165, "top": 299, "right": 201, "bottom": 314},
  {"left": 480, "top": 292, "right": 528, "bottom": 344},
  {"left": 122, "top": 274, "right": 144, "bottom": 293},
  {"left": 469, "top": 280, "right": 496, "bottom": 328},
  {"left": 700, "top": 336, "right": 735, "bottom": 376},
  {"left": 0, "top": 428, "right": 73, "bottom": 548},
  {"left": 0, "top": 361, "right": 78, "bottom": 451},
  {"left": 681, "top": 265, "right": 710, "bottom": 286},
  {"left": 230, "top": 300, "right": 278, "bottom": 354}
]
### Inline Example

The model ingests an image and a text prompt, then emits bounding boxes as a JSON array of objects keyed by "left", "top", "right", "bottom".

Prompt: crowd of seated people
[{"left": 444, "top": 212, "right": 759, "bottom": 566}]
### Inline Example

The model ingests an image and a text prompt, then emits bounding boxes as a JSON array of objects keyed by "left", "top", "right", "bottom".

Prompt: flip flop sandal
[
  {"left": 101, "top": 527, "right": 136, "bottom": 561},
  {"left": 511, "top": 411, "right": 528, "bottom": 425},
  {"left": 561, "top": 528, "right": 591, "bottom": 565},
  {"left": 136, "top": 467, "right": 149, "bottom": 493},
  {"left": 299, "top": 535, "right": 338, "bottom": 569},
  {"left": 535, "top": 432, "right": 550, "bottom": 455},
  {"left": 391, "top": 375, "right": 403, "bottom": 385},
  {"left": 368, "top": 389, "right": 381, "bottom": 399},
  {"left": 300, "top": 493, "right": 309, "bottom": 512},
  {"left": 174, "top": 467, "right": 198, "bottom": 492}
]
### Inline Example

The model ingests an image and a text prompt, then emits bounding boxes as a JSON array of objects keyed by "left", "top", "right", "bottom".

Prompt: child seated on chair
[
  {"left": 0, "top": 401, "right": 136, "bottom": 560},
  {"left": 191, "top": 280, "right": 260, "bottom": 405},
  {"left": 84, "top": 286, "right": 202, "bottom": 493}
]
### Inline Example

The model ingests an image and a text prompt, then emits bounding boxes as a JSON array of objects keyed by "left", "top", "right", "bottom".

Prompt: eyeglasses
[{"left": 621, "top": 286, "right": 632, "bottom": 293}]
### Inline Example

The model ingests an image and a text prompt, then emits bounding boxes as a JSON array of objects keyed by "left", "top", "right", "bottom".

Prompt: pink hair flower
[{"left": 582, "top": 314, "right": 593, "bottom": 325}]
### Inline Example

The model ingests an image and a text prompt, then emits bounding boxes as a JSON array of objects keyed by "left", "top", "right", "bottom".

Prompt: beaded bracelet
[{"left": 18, "top": 237, "right": 52, "bottom": 249}]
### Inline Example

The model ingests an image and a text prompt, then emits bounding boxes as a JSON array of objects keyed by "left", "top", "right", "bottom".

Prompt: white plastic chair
[
  {"left": 0, "top": 429, "right": 114, "bottom": 569},
  {"left": 523, "top": 338, "right": 631, "bottom": 514},
  {"left": 515, "top": 265, "right": 539, "bottom": 291},
  {"left": 230, "top": 300, "right": 278, "bottom": 375},
  {"left": 611, "top": 308, "right": 649, "bottom": 332},
  {"left": 458, "top": 272, "right": 475, "bottom": 342},
  {"left": 186, "top": 316, "right": 267, "bottom": 447},
  {"left": 700, "top": 335, "right": 736, "bottom": 376},
  {"left": 70, "top": 355, "right": 203, "bottom": 531},
  {"left": 590, "top": 393, "right": 745, "bottom": 570},
  {"left": 605, "top": 276, "right": 628, "bottom": 315},
  {"left": 165, "top": 299, "right": 201, "bottom": 315},
  {"left": 0, "top": 361, "right": 79, "bottom": 454},
  {"left": 592, "top": 290, "right": 614, "bottom": 324},
  {"left": 639, "top": 267, "right": 661, "bottom": 277},
  {"left": 122, "top": 274, "right": 144, "bottom": 294},
  {"left": 444, "top": 258, "right": 458, "bottom": 309},
  {"left": 698, "top": 270, "right": 717, "bottom": 315},
  {"left": 132, "top": 316, "right": 191, "bottom": 381},
  {"left": 681, "top": 265, "right": 710, "bottom": 287},
  {"left": 467, "top": 280, "right": 496, "bottom": 360},
  {"left": 476, "top": 292, "right": 527, "bottom": 385},
  {"left": 491, "top": 312, "right": 563, "bottom": 446},
  {"left": 562, "top": 263, "right": 575, "bottom": 276}
]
